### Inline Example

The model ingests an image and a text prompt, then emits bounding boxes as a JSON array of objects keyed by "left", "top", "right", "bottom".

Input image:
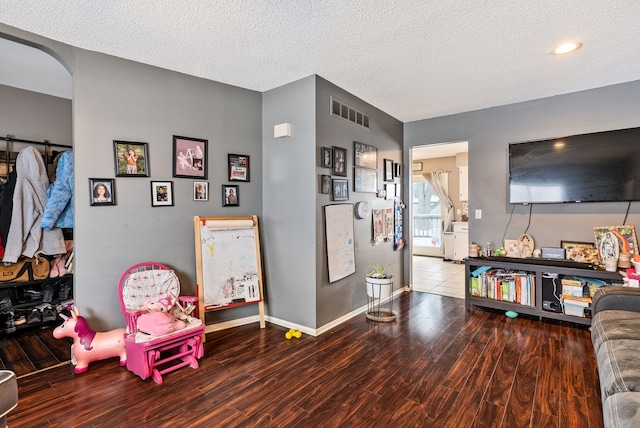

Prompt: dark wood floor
[
  {"left": 0, "top": 326, "right": 72, "bottom": 377},
  {"left": 9, "top": 292, "right": 603, "bottom": 427}
]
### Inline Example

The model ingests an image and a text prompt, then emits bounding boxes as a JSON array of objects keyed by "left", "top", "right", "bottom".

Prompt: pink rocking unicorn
[{"left": 53, "top": 306, "right": 127, "bottom": 374}]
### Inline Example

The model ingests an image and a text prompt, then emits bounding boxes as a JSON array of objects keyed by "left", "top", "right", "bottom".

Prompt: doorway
[{"left": 410, "top": 141, "right": 468, "bottom": 290}]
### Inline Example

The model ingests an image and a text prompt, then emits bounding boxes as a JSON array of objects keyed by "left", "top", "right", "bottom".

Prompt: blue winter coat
[{"left": 41, "top": 151, "right": 74, "bottom": 230}]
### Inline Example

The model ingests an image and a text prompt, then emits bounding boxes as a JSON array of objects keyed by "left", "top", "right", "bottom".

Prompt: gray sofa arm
[{"left": 592, "top": 286, "right": 640, "bottom": 315}]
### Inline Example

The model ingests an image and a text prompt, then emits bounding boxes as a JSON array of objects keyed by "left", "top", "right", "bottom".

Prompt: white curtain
[{"left": 423, "top": 171, "right": 454, "bottom": 233}]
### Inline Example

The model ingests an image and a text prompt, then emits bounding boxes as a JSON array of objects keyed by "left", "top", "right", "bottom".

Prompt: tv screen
[{"left": 509, "top": 127, "right": 640, "bottom": 204}]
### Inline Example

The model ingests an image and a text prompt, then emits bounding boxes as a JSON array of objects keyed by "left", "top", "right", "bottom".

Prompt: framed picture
[
  {"left": 412, "top": 162, "right": 423, "bottom": 172},
  {"left": 384, "top": 159, "right": 394, "bottom": 182},
  {"left": 321, "top": 147, "right": 332, "bottom": 168},
  {"left": 222, "top": 185, "right": 239, "bottom": 206},
  {"left": 89, "top": 178, "right": 115, "bottom": 206},
  {"left": 173, "top": 135, "right": 208, "bottom": 179},
  {"left": 504, "top": 239, "right": 518, "bottom": 257},
  {"left": 321, "top": 175, "right": 331, "bottom": 194},
  {"left": 561, "top": 241, "right": 597, "bottom": 263},
  {"left": 354, "top": 142, "right": 377, "bottom": 169},
  {"left": 150, "top": 181, "right": 173, "bottom": 207},
  {"left": 594, "top": 225, "right": 639, "bottom": 260},
  {"left": 332, "top": 146, "right": 347, "bottom": 177},
  {"left": 394, "top": 163, "right": 401, "bottom": 178},
  {"left": 194, "top": 181, "right": 208, "bottom": 201},
  {"left": 332, "top": 179, "right": 349, "bottom": 201},
  {"left": 354, "top": 167, "right": 377, "bottom": 193},
  {"left": 227, "top": 154, "right": 250, "bottom": 182},
  {"left": 114, "top": 141, "right": 148, "bottom": 177}
]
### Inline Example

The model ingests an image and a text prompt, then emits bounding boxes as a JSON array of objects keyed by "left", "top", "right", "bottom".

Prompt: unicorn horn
[{"left": 59, "top": 313, "right": 69, "bottom": 320}]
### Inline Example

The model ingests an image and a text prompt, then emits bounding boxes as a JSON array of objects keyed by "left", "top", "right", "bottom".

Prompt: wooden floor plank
[{"left": 7, "top": 293, "right": 605, "bottom": 427}]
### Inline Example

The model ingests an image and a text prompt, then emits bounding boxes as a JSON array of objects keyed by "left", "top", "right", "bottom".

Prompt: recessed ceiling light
[{"left": 552, "top": 42, "right": 582, "bottom": 55}]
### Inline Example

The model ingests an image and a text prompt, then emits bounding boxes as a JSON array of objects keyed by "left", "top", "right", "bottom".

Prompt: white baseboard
[{"left": 204, "top": 289, "right": 407, "bottom": 337}]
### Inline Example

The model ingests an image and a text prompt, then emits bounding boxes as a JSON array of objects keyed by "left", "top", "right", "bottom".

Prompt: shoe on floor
[
  {"left": 27, "top": 309, "right": 42, "bottom": 325},
  {"left": 2, "top": 311, "right": 15, "bottom": 334},
  {"left": 13, "top": 313, "right": 26, "bottom": 326},
  {"left": 0, "top": 296, "right": 11, "bottom": 311},
  {"left": 42, "top": 307, "right": 57, "bottom": 323}
]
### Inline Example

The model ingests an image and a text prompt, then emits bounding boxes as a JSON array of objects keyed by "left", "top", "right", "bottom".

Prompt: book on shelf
[
  {"left": 469, "top": 268, "right": 535, "bottom": 306},
  {"left": 562, "top": 293, "right": 592, "bottom": 317}
]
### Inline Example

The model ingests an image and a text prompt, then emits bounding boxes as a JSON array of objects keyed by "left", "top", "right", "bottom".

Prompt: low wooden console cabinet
[{"left": 464, "top": 257, "right": 623, "bottom": 326}]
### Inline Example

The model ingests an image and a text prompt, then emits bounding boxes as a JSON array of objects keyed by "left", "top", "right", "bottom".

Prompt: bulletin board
[
  {"left": 325, "top": 204, "right": 356, "bottom": 283},
  {"left": 194, "top": 216, "right": 265, "bottom": 330}
]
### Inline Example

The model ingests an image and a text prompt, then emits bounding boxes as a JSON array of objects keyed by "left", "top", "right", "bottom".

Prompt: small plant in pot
[
  {"left": 365, "top": 263, "right": 393, "bottom": 299},
  {"left": 366, "top": 263, "right": 393, "bottom": 279},
  {"left": 365, "top": 263, "right": 396, "bottom": 322}
]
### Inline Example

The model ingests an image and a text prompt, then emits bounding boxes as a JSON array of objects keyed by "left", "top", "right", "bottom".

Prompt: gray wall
[
  {"left": 0, "top": 84, "right": 71, "bottom": 146},
  {"left": 1, "top": 26, "right": 264, "bottom": 330},
  {"left": 405, "top": 81, "right": 640, "bottom": 258},
  {"left": 262, "top": 76, "right": 318, "bottom": 327},
  {"left": 315, "top": 77, "right": 404, "bottom": 328}
]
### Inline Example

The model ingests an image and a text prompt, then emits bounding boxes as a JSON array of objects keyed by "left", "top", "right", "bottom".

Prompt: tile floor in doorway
[{"left": 412, "top": 255, "right": 466, "bottom": 299}]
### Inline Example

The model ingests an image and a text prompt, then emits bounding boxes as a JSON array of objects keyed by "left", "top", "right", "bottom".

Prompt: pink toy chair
[{"left": 118, "top": 262, "right": 204, "bottom": 384}]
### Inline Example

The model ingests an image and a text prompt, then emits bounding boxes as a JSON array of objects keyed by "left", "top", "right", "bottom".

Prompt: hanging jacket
[
  {"left": 0, "top": 167, "right": 17, "bottom": 257},
  {"left": 41, "top": 151, "right": 73, "bottom": 229},
  {"left": 2, "top": 147, "right": 65, "bottom": 263}
]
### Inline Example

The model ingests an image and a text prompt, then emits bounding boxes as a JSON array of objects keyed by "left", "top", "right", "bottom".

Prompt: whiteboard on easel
[{"left": 194, "top": 216, "right": 263, "bottom": 309}]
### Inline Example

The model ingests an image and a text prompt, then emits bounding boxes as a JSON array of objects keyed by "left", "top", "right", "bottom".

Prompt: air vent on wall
[{"left": 330, "top": 96, "right": 370, "bottom": 129}]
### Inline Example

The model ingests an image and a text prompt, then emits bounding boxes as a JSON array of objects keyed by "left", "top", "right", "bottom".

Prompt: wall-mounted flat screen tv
[{"left": 509, "top": 127, "right": 640, "bottom": 204}]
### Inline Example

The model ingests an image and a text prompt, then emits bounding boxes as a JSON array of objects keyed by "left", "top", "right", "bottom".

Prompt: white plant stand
[{"left": 365, "top": 276, "right": 396, "bottom": 322}]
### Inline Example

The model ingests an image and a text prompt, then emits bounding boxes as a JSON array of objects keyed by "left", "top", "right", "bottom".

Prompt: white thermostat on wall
[{"left": 355, "top": 201, "right": 371, "bottom": 219}]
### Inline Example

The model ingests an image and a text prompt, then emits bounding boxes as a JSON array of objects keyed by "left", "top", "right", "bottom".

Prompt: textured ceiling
[{"left": 2, "top": 1, "right": 640, "bottom": 122}]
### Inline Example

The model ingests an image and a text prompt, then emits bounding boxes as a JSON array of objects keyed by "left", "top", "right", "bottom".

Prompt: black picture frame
[
  {"left": 354, "top": 168, "right": 377, "bottom": 193},
  {"left": 222, "top": 184, "right": 239, "bottom": 206},
  {"left": 228, "top": 154, "right": 250, "bottom": 182},
  {"left": 332, "top": 179, "right": 349, "bottom": 201},
  {"left": 114, "top": 141, "right": 149, "bottom": 177},
  {"left": 321, "top": 175, "right": 331, "bottom": 194},
  {"left": 384, "top": 159, "right": 394, "bottom": 182},
  {"left": 354, "top": 142, "right": 377, "bottom": 169},
  {"left": 394, "top": 163, "right": 401, "bottom": 178},
  {"left": 321, "top": 147, "right": 332, "bottom": 168},
  {"left": 332, "top": 146, "right": 347, "bottom": 177},
  {"left": 150, "top": 181, "right": 174, "bottom": 207},
  {"left": 173, "top": 135, "right": 208, "bottom": 179},
  {"left": 89, "top": 178, "right": 115, "bottom": 206}
]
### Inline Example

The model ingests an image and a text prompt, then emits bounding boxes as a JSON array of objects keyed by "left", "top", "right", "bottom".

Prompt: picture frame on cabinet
[
  {"left": 151, "top": 181, "right": 174, "bottom": 207},
  {"left": 194, "top": 181, "right": 208, "bottom": 201},
  {"left": 222, "top": 185, "right": 239, "bottom": 206},
  {"left": 228, "top": 154, "right": 250, "bottom": 182},
  {"left": 561, "top": 241, "right": 596, "bottom": 263},
  {"left": 89, "top": 178, "right": 115, "bottom": 206},
  {"left": 173, "top": 135, "right": 208, "bottom": 179},
  {"left": 321, "top": 147, "right": 332, "bottom": 168},
  {"left": 114, "top": 141, "right": 149, "bottom": 177}
]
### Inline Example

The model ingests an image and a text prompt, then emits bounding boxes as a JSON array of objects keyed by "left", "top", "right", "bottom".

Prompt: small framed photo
[
  {"left": 394, "top": 163, "right": 401, "bottom": 178},
  {"left": 321, "top": 147, "right": 332, "bottom": 168},
  {"left": 173, "top": 135, "right": 208, "bottom": 179},
  {"left": 332, "top": 146, "right": 347, "bottom": 177},
  {"left": 321, "top": 175, "right": 331, "bottom": 194},
  {"left": 194, "top": 181, "right": 208, "bottom": 201},
  {"left": 561, "top": 240, "right": 597, "bottom": 263},
  {"left": 151, "top": 181, "right": 173, "bottom": 207},
  {"left": 222, "top": 184, "right": 239, "bottom": 207},
  {"left": 332, "top": 179, "right": 349, "bottom": 201},
  {"left": 412, "top": 162, "right": 423, "bottom": 172},
  {"left": 504, "top": 239, "right": 519, "bottom": 257},
  {"left": 228, "top": 154, "right": 250, "bottom": 182},
  {"left": 114, "top": 141, "right": 149, "bottom": 177},
  {"left": 384, "top": 159, "right": 394, "bottom": 182},
  {"left": 89, "top": 178, "right": 115, "bottom": 206}
]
